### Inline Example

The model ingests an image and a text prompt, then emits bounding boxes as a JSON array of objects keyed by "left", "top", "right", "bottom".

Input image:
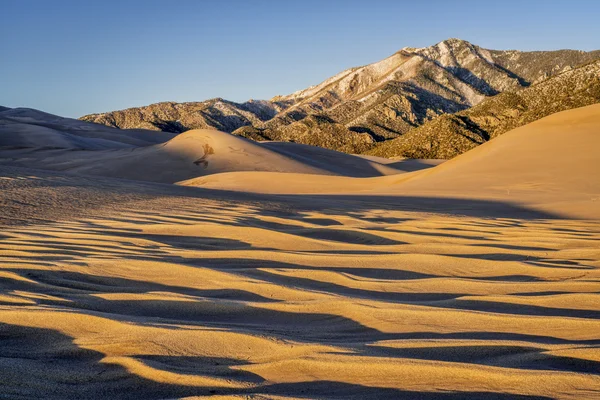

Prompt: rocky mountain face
[
  {"left": 80, "top": 39, "right": 600, "bottom": 153},
  {"left": 81, "top": 99, "right": 282, "bottom": 134},
  {"left": 366, "top": 60, "right": 600, "bottom": 159}
]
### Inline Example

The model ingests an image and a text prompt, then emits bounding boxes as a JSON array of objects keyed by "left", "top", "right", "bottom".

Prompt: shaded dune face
[{"left": 1, "top": 167, "right": 599, "bottom": 399}]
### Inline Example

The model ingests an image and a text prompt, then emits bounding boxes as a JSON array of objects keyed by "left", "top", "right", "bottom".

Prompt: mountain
[
  {"left": 366, "top": 59, "right": 600, "bottom": 159},
  {"left": 80, "top": 39, "right": 600, "bottom": 153},
  {"left": 80, "top": 99, "right": 282, "bottom": 134}
]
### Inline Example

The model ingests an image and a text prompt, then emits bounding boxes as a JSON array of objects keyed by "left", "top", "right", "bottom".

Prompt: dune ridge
[{"left": 0, "top": 107, "right": 177, "bottom": 149}]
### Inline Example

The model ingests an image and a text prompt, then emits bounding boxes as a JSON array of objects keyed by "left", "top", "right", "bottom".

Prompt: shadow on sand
[{"left": 0, "top": 322, "right": 554, "bottom": 399}]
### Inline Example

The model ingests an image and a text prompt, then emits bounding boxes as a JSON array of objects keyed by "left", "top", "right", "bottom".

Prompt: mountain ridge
[
  {"left": 80, "top": 38, "right": 600, "bottom": 153},
  {"left": 366, "top": 59, "right": 600, "bottom": 159}
]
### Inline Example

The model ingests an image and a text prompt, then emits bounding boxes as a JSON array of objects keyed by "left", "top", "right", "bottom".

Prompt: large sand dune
[
  {"left": 66, "top": 129, "right": 403, "bottom": 182},
  {"left": 0, "top": 105, "right": 599, "bottom": 398},
  {"left": 0, "top": 111, "right": 409, "bottom": 182},
  {"left": 394, "top": 104, "right": 600, "bottom": 218},
  {"left": 0, "top": 107, "right": 176, "bottom": 149},
  {"left": 190, "top": 104, "right": 600, "bottom": 218}
]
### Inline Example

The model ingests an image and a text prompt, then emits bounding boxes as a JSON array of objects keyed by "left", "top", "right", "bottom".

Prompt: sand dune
[
  {"left": 190, "top": 105, "right": 600, "bottom": 218},
  {"left": 0, "top": 105, "right": 599, "bottom": 398},
  {"left": 61, "top": 129, "right": 332, "bottom": 183},
  {"left": 0, "top": 107, "right": 176, "bottom": 149},
  {"left": 0, "top": 116, "right": 409, "bottom": 183},
  {"left": 75, "top": 129, "right": 403, "bottom": 183},
  {"left": 393, "top": 104, "right": 600, "bottom": 218}
]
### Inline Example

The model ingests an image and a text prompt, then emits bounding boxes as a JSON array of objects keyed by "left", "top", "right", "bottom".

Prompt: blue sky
[{"left": 1, "top": 0, "right": 599, "bottom": 117}]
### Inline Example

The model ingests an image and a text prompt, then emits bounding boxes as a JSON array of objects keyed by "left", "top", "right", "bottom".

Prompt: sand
[
  {"left": 0, "top": 109, "right": 413, "bottom": 183},
  {"left": 189, "top": 105, "right": 600, "bottom": 219},
  {"left": 0, "top": 107, "right": 176, "bottom": 149},
  {"left": 0, "top": 105, "right": 599, "bottom": 399}
]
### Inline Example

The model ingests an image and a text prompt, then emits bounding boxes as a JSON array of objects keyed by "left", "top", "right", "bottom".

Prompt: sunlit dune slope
[
  {"left": 0, "top": 127, "right": 405, "bottom": 183},
  {"left": 395, "top": 104, "right": 600, "bottom": 218},
  {"left": 188, "top": 105, "right": 600, "bottom": 218}
]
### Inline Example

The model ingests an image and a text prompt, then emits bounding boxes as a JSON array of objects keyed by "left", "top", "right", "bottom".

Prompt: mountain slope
[
  {"left": 80, "top": 39, "right": 600, "bottom": 153},
  {"left": 367, "top": 60, "right": 600, "bottom": 158},
  {"left": 80, "top": 99, "right": 282, "bottom": 134}
]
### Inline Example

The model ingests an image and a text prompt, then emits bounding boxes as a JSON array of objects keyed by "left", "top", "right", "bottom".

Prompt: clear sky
[{"left": 1, "top": 0, "right": 599, "bottom": 118}]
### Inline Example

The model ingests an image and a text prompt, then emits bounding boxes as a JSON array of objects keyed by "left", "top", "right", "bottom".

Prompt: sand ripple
[{"left": 1, "top": 186, "right": 599, "bottom": 399}]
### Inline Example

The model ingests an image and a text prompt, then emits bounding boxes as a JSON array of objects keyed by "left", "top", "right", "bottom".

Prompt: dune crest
[{"left": 0, "top": 107, "right": 176, "bottom": 149}]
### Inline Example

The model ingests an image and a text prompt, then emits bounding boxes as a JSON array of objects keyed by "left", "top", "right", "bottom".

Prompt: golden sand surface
[{"left": 0, "top": 105, "right": 599, "bottom": 398}]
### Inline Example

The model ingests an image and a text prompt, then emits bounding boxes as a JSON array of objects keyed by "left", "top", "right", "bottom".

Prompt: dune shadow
[
  {"left": 355, "top": 344, "right": 600, "bottom": 375},
  {"left": 449, "top": 252, "right": 593, "bottom": 268},
  {"left": 385, "top": 159, "right": 444, "bottom": 172},
  {"left": 220, "top": 261, "right": 600, "bottom": 320},
  {"left": 373, "top": 331, "right": 600, "bottom": 345},
  {"left": 261, "top": 141, "right": 396, "bottom": 177},
  {"left": 374, "top": 226, "right": 495, "bottom": 240},
  {"left": 1, "top": 269, "right": 278, "bottom": 303},
  {"left": 276, "top": 195, "right": 563, "bottom": 220},
  {"left": 441, "top": 298, "right": 600, "bottom": 320},
  {"left": 224, "top": 265, "right": 463, "bottom": 303},
  {"left": 187, "top": 257, "right": 436, "bottom": 281},
  {"left": 0, "top": 322, "right": 555, "bottom": 399},
  {"left": 470, "top": 243, "right": 554, "bottom": 252},
  {"left": 357, "top": 216, "right": 414, "bottom": 224},
  {"left": 0, "top": 322, "right": 208, "bottom": 399},
  {"left": 253, "top": 381, "right": 552, "bottom": 399},
  {"left": 300, "top": 217, "right": 344, "bottom": 226},
  {"left": 121, "top": 233, "right": 255, "bottom": 251},
  {"left": 73, "top": 298, "right": 386, "bottom": 342},
  {"left": 286, "top": 227, "right": 405, "bottom": 245},
  {"left": 133, "top": 355, "right": 264, "bottom": 383},
  {"left": 0, "top": 269, "right": 389, "bottom": 343}
]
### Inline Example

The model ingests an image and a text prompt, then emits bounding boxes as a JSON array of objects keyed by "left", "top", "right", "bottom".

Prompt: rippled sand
[
  {"left": 1, "top": 105, "right": 599, "bottom": 398},
  {"left": 1, "top": 168, "right": 599, "bottom": 399}
]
